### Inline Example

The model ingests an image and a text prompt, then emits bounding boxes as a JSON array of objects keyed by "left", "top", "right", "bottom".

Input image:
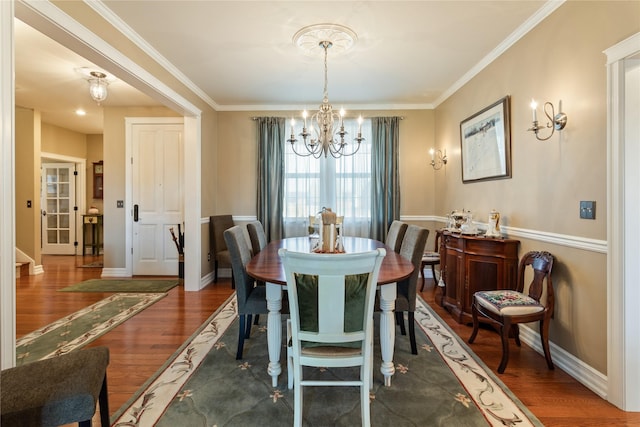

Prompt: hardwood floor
[{"left": 15, "top": 255, "right": 640, "bottom": 426}]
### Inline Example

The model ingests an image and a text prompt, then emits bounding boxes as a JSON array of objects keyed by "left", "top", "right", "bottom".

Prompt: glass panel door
[{"left": 41, "top": 163, "right": 76, "bottom": 255}]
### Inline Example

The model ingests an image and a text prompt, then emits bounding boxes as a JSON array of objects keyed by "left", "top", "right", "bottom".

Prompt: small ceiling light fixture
[
  {"left": 287, "top": 24, "right": 364, "bottom": 158},
  {"left": 429, "top": 148, "right": 448, "bottom": 170},
  {"left": 75, "top": 109, "right": 86, "bottom": 116},
  {"left": 88, "top": 71, "right": 109, "bottom": 104},
  {"left": 528, "top": 99, "right": 567, "bottom": 141}
]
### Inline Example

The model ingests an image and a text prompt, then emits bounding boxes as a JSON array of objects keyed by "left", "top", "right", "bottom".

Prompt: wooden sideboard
[{"left": 437, "top": 230, "right": 520, "bottom": 324}]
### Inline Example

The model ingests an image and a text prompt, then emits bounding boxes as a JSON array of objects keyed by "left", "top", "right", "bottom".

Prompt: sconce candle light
[
  {"left": 528, "top": 99, "right": 567, "bottom": 141},
  {"left": 429, "top": 148, "right": 447, "bottom": 170}
]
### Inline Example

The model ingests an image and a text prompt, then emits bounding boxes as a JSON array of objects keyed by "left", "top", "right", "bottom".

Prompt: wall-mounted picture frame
[{"left": 460, "top": 96, "right": 511, "bottom": 183}]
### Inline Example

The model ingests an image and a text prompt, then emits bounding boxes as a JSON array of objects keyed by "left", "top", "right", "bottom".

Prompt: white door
[
  {"left": 132, "top": 124, "right": 184, "bottom": 275},
  {"left": 41, "top": 163, "right": 77, "bottom": 255}
]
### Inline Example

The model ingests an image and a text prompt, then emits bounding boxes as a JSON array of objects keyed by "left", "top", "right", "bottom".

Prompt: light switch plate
[{"left": 580, "top": 201, "right": 596, "bottom": 219}]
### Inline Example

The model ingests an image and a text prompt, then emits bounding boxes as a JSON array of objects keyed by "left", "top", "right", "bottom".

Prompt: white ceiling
[{"left": 15, "top": 0, "right": 551, "bottom": 135}]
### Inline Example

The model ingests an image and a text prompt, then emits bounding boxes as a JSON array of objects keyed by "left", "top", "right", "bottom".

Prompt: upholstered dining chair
[
  {"left": 420, "top": 229, "right": 442, "bottom": 291},
  {"left": 224, "top": 225, "right": 268, "bottom": 359},
  {"left": 246, "top": 220, "right": 267, "bottom": 256},
  {"left": 1, "top": 346, "right": 110, "bottom": 427},
  {"left": 210, "top": 215, "right": 235, "bottom": 286},
  {"left": 468, "top": 251, "right": 555, "bottom": 373},
  {"left": 279, "top": 247, "right": 386, "bottom": 427},
  {"left": 385, "top": 220, "right": 408, "bottom": 253},
  {"left": 394, "top": 225, "right": 429, "bottom": 355}
]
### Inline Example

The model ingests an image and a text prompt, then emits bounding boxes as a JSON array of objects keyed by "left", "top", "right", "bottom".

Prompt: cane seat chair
[
  {"left": 280, "top": 247, "right": 386, "bottom": 427},
  {"left": 468, "top": 251, "right": 555, "bottom": 373}
]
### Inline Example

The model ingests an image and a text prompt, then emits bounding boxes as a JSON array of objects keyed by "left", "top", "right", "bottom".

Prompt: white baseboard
[
  {"left": 519, "top": 325, "right": 608, "bottom": 399},
  {"left": 100, "top": 268, "right": 130, "bottom": 278}
]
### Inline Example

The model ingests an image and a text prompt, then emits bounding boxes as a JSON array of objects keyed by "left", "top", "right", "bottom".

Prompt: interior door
[
  {"left": 132, "top": 124, "right": 184, "bottom": 275},
  {"left": 41, "top": 163, "right": 77, "bottom": 255}
]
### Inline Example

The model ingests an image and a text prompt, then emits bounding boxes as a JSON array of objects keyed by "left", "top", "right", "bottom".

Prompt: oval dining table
[{"left": 246, "top": 236, "right": 414, "bottom": 388}]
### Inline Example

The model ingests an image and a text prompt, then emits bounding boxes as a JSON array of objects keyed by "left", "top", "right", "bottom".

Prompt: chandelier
[{"left": 287, "top": 24, "right": 364, "bottom": 158}]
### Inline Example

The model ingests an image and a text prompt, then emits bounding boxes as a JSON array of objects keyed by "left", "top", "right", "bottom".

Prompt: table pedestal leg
[
  {"left": 266, "top": 283, "right": 282, "bottom": 387},
  {"left": 379, "top": 283, "right": 396, "bottom": 387}
]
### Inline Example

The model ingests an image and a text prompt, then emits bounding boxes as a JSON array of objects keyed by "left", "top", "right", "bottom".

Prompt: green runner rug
[
  {"left": 113, "top": 295, "right": 542, "bottom": 426},
  {"left": 59, "top": 279, "right": 179, "bottom": 293},
  {"left": 16, "top": 293, "right": 166, "bottom": 366}
]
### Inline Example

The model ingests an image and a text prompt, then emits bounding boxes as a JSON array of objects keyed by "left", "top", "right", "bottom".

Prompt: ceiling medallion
[{"left": 292, "top": 23, "right": 357, "bottom": 57}]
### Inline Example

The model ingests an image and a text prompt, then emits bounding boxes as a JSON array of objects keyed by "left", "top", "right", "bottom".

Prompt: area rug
[
  {"left": 112, "top": 295, "right": 542, "bottom": 426},
  {"left": 16, "top": 293, "right": 166, "bottom": 366},
  {"left": 79, "top": 261, "right": 104, "bottom": 268},
  {"left": 59, "top": 279, "right": 179, "bottom": 293}
]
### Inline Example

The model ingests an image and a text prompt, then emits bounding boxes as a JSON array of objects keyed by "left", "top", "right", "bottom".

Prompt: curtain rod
[{"left": 251, "top": 116, "right": 405, "bottom": 120}]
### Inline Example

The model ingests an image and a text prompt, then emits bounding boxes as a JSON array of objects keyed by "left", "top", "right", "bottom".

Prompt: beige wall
[
  {"left": 434, "top": 1, "right": 640, "bottom": 374},
  {"left": 15, "top": 107, "right": 40, "bottom": 264}
]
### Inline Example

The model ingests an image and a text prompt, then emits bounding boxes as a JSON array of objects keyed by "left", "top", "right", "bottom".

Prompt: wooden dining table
[{"left": 246, "top": 236, "right": 414, "bottom": 388}]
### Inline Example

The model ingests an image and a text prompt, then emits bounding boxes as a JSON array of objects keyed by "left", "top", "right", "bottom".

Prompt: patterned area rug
[
  {"left": 16, "top": 293, "right": 166, "bottom": 366},
  {"left": 113, "top": 295, "right": 542, "bottom": 426},
  {"left": 59, "top": 279, "right": 179, "bottom": 293}
]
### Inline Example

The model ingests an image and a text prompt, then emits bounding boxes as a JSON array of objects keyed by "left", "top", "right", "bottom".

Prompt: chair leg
[
  {"left": 408, "top": 311, "right": 417, "bottom": 355},
  {"left": 214, "top": 260, "right": 219, "bottom": 282},
  {"left": 231, "top": 271, "right": 235, "bottom": 289},
  {"left": 419, "top": 262, "right": 426, "bottom": 292},
  {"left": 468, "top": 301, "right": 480, "bottom": 344},
  {"left": 395, "top": 311, "right": 406, "bottom": 335},
  {"left": 245, "top": 314, "right": 253, "bottom": 338},
  {"left": 497, "top": 320, "right": 511, "bottom": 374},
  {"left": 254, "top": 314, "right": 260, "bottom": 325},
  {"left": 98, "top": 374, "right": 110, "bottom": 427},
  {"left": 539, "top": 319, "right": 555, "bottom": 370},
  {"left": 236, "top": 314, "right": 246, "bottom": 360},
  {"left": 512, "top": 324, "right": 521, "bottom": 346}
]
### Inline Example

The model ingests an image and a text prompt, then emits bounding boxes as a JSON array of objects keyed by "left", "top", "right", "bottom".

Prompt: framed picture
[{"left": 460, "top": 96, "right": 511, "bottom": 183}]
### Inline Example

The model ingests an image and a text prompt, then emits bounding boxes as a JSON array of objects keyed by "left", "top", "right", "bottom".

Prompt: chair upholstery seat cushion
[
  {"left": 1, "top": 347, "right": 109, "bottom": 427},
  {"left": 475, "top": 290, "right": 544, "bottom": 316},
  {"left": 217, "top": 249, "right": 232, "bottom": 266}
]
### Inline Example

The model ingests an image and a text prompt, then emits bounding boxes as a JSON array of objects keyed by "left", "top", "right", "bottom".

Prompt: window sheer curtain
[
  {"left": 283, "top": 118, "right": 372, "bottom": 238},
  {"left": 256, "top": 117, "right": 285, "bottom": 241},
  {"left": 370, "top": 117, "right": 401, "bottom": 242}
]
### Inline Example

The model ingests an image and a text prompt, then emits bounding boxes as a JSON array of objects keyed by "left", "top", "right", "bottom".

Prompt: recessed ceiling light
[{"left": 76, "top": 109, "right": 86, "bottom": 116}]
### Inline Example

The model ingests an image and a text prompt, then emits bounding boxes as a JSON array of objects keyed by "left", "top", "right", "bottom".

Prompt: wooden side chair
[
  {"left": 279, "top": 247, "right": 386, "bottom": 427},
  {"left": 210, "top": 214, "right": 235, "bottom": 285},
  {"left": 394, "top": 225, "right": 429, "bottom": 355},
  {"left": 468, "top": 251, "right": 555, "bottom": 373},
  {"left": 1, "top": 346, "right": 110, "bottom": 427},
  {"left": 224, "top": 225, "right": 268, "bottom": 359},
  {"left": 420, "top": 229, "right": 441, "bottom": 291},
  {"left": 385, "top": 220, "right": 408, "bottom": 253}
]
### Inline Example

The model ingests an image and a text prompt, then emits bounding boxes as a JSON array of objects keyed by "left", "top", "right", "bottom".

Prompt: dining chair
[
  {"left": 246, "top": 220, "right": 267, "bottom": 256},
  {"left": 279, "top": 247, "right": 386, "bottom": 427},
  {"left": 468, "top": 251, "right": 555, "bottom": 373},
  {"left": 210, "top": 215, "right": 235, "bottom": 286},
  {"left": 395, "top": 224, "right": 429, "bottom": 355},
  {"left": 385, "top": 220, "right": 408, "bottom": 253},
  {"left": 224, "top": 225, "right": 268, "bottom": 359},
  {"left": 1, "top": 346, "right": 110, "bottom": 427},
  {"left": 420, "top": 229, "right": 442, "bottom": 291}
]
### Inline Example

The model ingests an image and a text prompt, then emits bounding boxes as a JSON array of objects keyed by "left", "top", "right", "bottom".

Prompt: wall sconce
[
  {"left": 528, "top": 99, "right": 567, "bottom": 141},
  {"left": 429, "top": 148, "right": 447, "bottom": 170}
]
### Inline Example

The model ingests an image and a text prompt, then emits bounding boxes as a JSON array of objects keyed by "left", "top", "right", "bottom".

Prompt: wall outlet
[
  {"left": 580, "top": 201, "right": 596, "bottom": 219},
  {"left": 117, "top": 200, "right": 124, "bottom": 208},
  {"left": 207, "top": 252, "right": 211, "bottom": 261}
]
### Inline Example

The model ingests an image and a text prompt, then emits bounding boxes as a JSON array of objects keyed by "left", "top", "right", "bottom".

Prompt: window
[{"left": 283, "top": 118, "right": 372, "bottom": 237}]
